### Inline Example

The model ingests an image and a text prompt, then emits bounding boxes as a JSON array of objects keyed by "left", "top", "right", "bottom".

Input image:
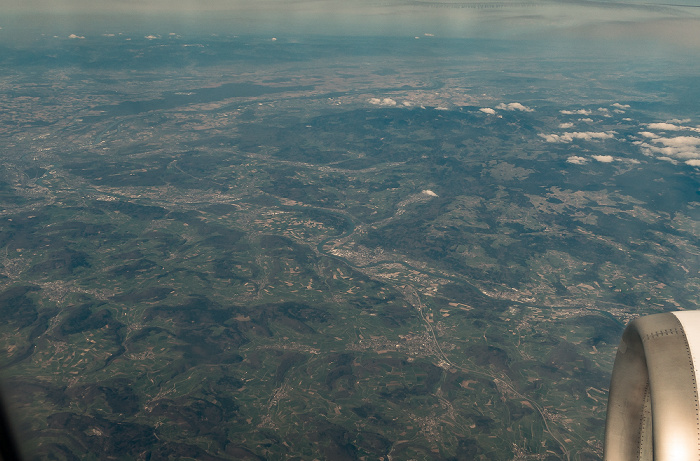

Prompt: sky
[{"left": 2, "top": 0, "right": 700, "bottom": 44}]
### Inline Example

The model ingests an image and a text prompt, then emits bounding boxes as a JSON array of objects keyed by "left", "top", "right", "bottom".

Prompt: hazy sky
[
  {"left": 6, "top": 0, "right": 700, "bottom": 10},
  {"left": 2, "top": 0, "right": 700, "bottom": 45}
]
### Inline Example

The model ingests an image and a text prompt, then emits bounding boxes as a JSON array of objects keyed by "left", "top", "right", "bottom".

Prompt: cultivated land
[{"left": 1, "top": 34, "right": 699, "bottom": 460}]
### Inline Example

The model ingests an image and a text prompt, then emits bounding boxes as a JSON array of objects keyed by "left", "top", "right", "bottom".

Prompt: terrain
[{"left": 1, "top": 33, "right": 699, "bottom": 460}]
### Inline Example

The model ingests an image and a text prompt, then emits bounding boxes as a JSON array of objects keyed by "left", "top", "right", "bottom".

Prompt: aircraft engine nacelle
[{"left": 605, "top": 311, "right": 700, "bottom": 460}]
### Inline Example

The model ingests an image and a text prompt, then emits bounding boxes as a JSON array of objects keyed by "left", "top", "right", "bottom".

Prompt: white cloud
[
  {"left": 668, "top": 150, "right": 699, "bottom": 159},
  {"left": 539, "top": 131, "right": 616, "bottom": 143},
  {"left": 638, "top": 136, "right": 700, "bottom": 160},
  {"left": 368, "top": 97, "right": 397, "bottom": 106},
  {"left": 566, "top": 156, "right": 588, "bottom": 165},
  {"left": 68, "top": 33, "right": 85, "bottom": 39},
  {"left": 612, "top": 103, "right": 630, "bottom": 109},
  {"left": 561, "top": 109, "right": 592, "bottom": 115},
  {"left": 479, "top": 108, "right": 496, "bottom": 115},
  {"left": 638, "top": 131, "right": 657, "bottom": 138},
  {"left": 435, "top": 106, "right": 449, "bottom": 111},
  {"left": 403, "top": 101, "right": 412, "bottom": 107},
  {"left": 592, "top": 155, "right": 615, "bottom": 163},
  {"left": 653, "top": 136, "right": 700, "bottom": 148},
  {"left": 648, "top": 122, "right": 682, "bottom": 131},
  {"left": 598, "top": 107, "right": 609, "bottom": 113},
  {"left": 658, "top": 156, "right": 678, "bottom": 164},
  {"left": 559, "top": 122, "right": 574, "bottom": 129},
  {"left": 496, "top": 102, "right": 534, "bottom": 112},
  {"left": 685, "top": 159, "right": 700, "bottom": 167},
  {"left": 645, "top": 122, "right": 700, "bottom": 135},
  {"left": 579, "top": 118, "right": 594, "bottom": 123},
  {"left": 422, "top": 189, "right": 438, "bottom": 197},
  {"left": 641, "top": 145, "right": 700, "bottom": 159}
]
